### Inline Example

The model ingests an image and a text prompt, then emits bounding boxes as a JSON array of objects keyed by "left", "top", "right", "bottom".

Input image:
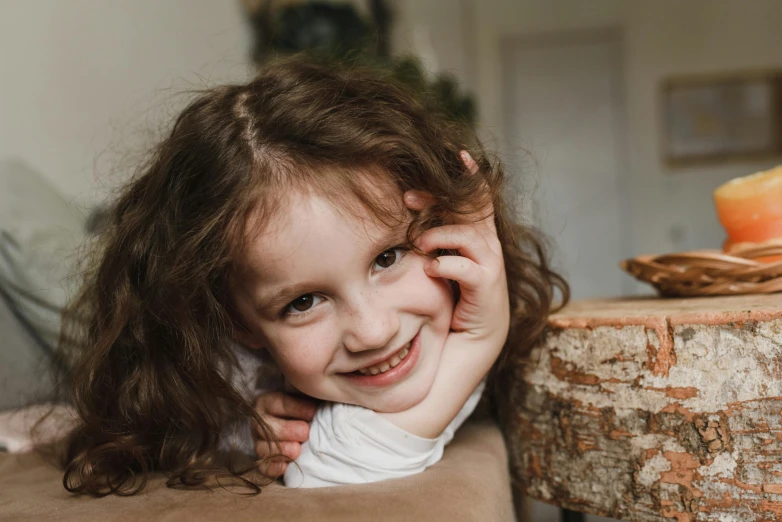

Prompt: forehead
[{"left": 239, "top": 179, "right": 409, "bottom": 279}]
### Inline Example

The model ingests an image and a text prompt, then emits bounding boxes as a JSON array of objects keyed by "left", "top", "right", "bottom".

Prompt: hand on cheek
[{"left": 402, "top": 151, "right": 510, "bottom": 347}]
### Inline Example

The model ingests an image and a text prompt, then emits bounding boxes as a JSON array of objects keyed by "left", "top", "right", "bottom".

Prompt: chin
[
  {"left": 368, "top": 342, "right": 444, "bottom": 413},
  {"left": 369, "top": 379, "right": 434, "bottom": 413}
]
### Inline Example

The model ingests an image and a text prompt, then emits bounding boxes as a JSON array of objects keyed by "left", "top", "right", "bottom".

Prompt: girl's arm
[
  {"left": 380, "top": 333, "right": 503, "bottom": 439},
  {"left": 380, "top": 152, "right": 510, "bottom": 438}
]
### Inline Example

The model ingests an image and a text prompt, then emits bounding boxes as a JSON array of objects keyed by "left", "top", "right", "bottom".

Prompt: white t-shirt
[{"left": 284, "top": 380, "right": 486, "bottom": 488}]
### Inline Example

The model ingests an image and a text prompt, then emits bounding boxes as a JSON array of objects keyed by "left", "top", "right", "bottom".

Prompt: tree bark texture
[{"left": 507, "top": 295, "right": 782, "bottom": 522}]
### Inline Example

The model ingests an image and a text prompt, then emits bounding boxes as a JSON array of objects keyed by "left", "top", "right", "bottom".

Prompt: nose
[{"left": 341, "top": 292, "right": 400, "bottom": 353}]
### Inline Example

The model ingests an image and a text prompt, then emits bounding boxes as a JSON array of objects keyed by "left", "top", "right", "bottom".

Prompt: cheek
[
  {"left": 264, "top": 328, "right": 335, "bottom": 381},
  {"left": 400, "top": 258, "right": 455, "bottom": 317}
]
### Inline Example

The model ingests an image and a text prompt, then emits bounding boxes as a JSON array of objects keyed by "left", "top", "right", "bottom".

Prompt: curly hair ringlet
[{"left": 31, "top": 54, "right": 569, "bottom": 497}]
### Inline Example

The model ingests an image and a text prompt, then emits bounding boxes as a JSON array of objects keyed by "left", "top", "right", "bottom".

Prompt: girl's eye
[
  {"left": 374, "top": 247, "right": 406, "bottom": 270},
  {"left": 284, "top": 294, "right": 323, "bottom": 316}
]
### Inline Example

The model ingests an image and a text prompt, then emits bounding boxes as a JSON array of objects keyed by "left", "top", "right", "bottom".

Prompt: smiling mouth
[{"left": 355, "top": 342, "right": 412, "bottom": 376}]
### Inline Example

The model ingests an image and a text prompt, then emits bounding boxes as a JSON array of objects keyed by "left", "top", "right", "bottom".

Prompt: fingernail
[{"left": 428, "top": 259, "right": 440, "bottom": 270}]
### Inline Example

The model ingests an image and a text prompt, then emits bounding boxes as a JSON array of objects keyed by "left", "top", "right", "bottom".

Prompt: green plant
[{"left": 244, "top": 1, "right": 476, "bottom": 126}]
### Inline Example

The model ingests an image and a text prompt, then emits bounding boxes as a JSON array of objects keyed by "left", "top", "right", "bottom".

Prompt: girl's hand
[
  {"left": 404, "top": 151, "right": 510, "bottom": 348},
  {"left": 254, "top": 391, "right": 318, "bottom": 478},
  {"left": 383, "top": 151, "right": 509, "bottom": 438}
]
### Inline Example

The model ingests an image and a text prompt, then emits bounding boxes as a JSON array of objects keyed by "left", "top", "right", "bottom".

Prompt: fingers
[
  {"left": 402, "top": 150, "right": 478, "bottom": 213},
  {"left": 403, "top": 190, "right": 435, "bottom": 212},
  {"left": 459, "top": 150, "right": 495, "bottom": 223},
  {"left": 253, "top": 391, "right": 316, "bottom": 479},
  {"left": 256, "top": 440, "right": 302, "bottom": 461},
  {"left": 256, "top": 416, "right": 310, "bottom": 442},
  {"left": 460, "top": 150, "right": 479, "bottom": 175},
  {"left": 403, "top": 150, "right": 494, "bottom": 229},
  {"left": 425, "top": 256, "right": 482, "bottom": 289},
  {"left": 404, "top": 188, "right": 492, "bottom": 223},
  {"left": 256, "top": 440, "right": 299, "bottom": 478},
  {"left": 255, "top": 437, "right": 303, "bottom": 478},
  {"left": 255, "top": 391, "right": 317, "bottom": 422},
  {"left": 260, "top": 459, "right": 289, "bottom": 478},
  {"left": 415, "top": 224, "right": 501, "bottom": 263},
  {"left": 254, "top": 391, "right": 312, "bottom": 441}
]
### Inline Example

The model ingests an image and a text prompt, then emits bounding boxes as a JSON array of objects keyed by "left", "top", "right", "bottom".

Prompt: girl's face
[{"left": 232, "top": 185, "right": 454, "bottom": 413}]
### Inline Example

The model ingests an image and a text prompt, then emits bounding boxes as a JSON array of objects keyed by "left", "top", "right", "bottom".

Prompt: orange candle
[{"left": 714, "top": 165, "right": 782, "bottom": 260}]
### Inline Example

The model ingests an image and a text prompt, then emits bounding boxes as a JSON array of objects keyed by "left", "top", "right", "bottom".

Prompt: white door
[{"left": 502, "top": 30, "right": 630, "bottom": 301}]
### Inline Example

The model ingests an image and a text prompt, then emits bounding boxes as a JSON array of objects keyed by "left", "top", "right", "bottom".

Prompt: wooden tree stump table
[{"left": 507, "top": 294, "right": 782, "bottom": 522}]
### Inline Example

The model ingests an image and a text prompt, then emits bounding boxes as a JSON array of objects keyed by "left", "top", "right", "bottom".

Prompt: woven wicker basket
[{"left": 620, "top": 242, "right": 782, "bottom": 297}]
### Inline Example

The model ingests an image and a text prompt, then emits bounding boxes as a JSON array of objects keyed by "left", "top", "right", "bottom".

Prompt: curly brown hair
[{"left": 40, "top": 56, "right": 568, "bottom": 496}]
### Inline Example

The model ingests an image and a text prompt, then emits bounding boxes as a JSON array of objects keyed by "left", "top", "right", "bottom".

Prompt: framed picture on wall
[{"left": 662, "top": 70, "right": 782, "bottom": 166}]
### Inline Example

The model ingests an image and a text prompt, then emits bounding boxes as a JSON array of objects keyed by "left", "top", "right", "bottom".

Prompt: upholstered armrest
[{"left": 0, "top": 419, "right": 514, "bottom": 521}]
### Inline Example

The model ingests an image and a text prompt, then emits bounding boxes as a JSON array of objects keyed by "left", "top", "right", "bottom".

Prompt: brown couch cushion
[{"left": 0, "top": 420, "right": 514, "bottom": 522}]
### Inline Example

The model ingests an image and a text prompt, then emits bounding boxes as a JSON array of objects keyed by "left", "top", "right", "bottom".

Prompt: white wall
[
  {"left": 4, "top": 0, "right": 781, "bottom": 257},
  {"left": 395, "top": 0, "right": 782, "bottom": 261},
  {"left": 0, "top": 1, "right": 251, "bottom": 207}
]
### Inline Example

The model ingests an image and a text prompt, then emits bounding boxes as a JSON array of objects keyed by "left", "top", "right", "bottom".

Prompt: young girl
[
  {"left": 249, "top": 147, "right": 502, "bottom": 489},
  {"left": 48, "top": 56, "right": 567, "bottom": 496}
]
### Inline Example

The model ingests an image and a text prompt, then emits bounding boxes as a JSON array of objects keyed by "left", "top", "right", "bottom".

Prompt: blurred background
[{"left": 1, "top": 1, "right": 781, "bottom": 520}]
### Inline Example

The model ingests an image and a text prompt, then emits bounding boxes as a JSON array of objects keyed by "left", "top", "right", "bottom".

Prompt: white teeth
[{"left": 357, "top": 342, "right": 412, "bottom": 376}]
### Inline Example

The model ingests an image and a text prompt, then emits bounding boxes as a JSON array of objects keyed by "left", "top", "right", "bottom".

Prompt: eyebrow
[
  {"left": 253, "top": 227, "right": 411, "bottom": 315},
  {"left": 255, "top": 282, "right": 320, "bottom": 315}
]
